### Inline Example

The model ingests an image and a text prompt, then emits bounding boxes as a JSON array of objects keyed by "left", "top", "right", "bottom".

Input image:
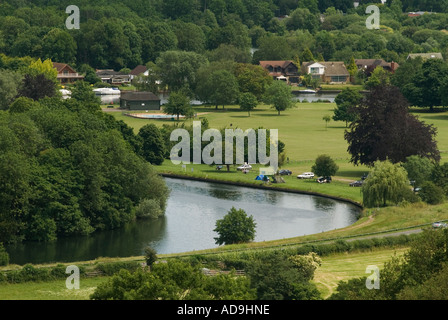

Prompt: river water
[{"left": 6, "top": 177, "right": 360, "bottom": 265}]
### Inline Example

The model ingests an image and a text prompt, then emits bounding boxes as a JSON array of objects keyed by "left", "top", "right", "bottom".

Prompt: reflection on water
[
  {"left": 6, "top": 178, "right": 360, "bottom": 265},
  {"left": 293, "top": 93, "right": 337, "bottom": 102}
]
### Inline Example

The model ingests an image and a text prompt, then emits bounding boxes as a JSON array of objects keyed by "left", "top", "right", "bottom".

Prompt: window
[
  {"left": 310, "top": 67, "right": 320, "bottom": 74},
  {"left": 330, "top": 75, "right": 347, "bottom": 82}
]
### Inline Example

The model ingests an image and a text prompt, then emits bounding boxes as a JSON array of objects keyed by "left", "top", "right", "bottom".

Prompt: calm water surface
[{"left": 6, "top": 178, "right": 360, "bottom": 265}]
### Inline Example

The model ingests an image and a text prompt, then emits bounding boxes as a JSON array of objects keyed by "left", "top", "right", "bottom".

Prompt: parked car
[
  {"left": 237, "top": 163, "right": 252, "bottom": 171},
  {"left": 278, "top": 169, "right": 292, "bottom": 176},
  {"left": 317, "top": 176, "right": 332, "bottom": 183},
  {"left": 432, "top": 221, "right": 448, "bottom": 229},
  {"left": 349, "top": 180, "right": 363, "bottom": 187},
  {"left": 297, "top": 172, "right": 314, "bottom": 179}
]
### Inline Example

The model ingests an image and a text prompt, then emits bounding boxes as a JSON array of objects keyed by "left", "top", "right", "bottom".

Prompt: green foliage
[
  {"left": 135, "top": 198, "right": 163, "bottom": 219},
  {"left": 214, "top": 207, "right": 256, "bottom": 245},
  {"left": 162, "top": 91, "right": 192, "bottom": 121},
  {"left": 331, "top": 229, "right": 448, "bottom": 300},
  {"left": 138, "top": 123, "right": 166, "bottom": 165},
  {"left": 0, "top": 99, "right": 169, "bottom": 243},
  {"left": 402, "top": 155, "right": 434, "bottom": 189},
  {"left": 95, "top": 261, "right": 141, "bottom": 276},
  {"left": 418, "top": 181, "right": 445, "bottom": 205},
  {"left": 239, "top": 92, "right": 258, "bottom": 116},
  {"left": 247, "top": 251, "right": 321, "bottom": 300},
  {"left": 0, "top": 243, "right": 9, "bottom": 266},
  {"left": 144, "top": 246, "right": 158, "bottom": 267},
  {"left": 311, "top": 154, "right": 339, "bottom": 177},
  {"left": 91, "top": 259, "right": 255, "bottom": 300},
  {"left": 264, "top": 80, "right": 295, "bottom": 115},
  {"left": 362, "top": 160, "right": 410, "bottom": 208}
]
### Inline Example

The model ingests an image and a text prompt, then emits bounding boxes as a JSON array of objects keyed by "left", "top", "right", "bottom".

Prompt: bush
[
  {"left": 135, "top": 198, "right": 163, "bottom": 219},
  {"left": 0, "top": 243, "right": 9, "bottom": 266},
  {"left": 95, "top": 261, "right": 141, "bottom": 276},
  {"left": 418, "top": 181, "right": 445, "bottom": 205}
]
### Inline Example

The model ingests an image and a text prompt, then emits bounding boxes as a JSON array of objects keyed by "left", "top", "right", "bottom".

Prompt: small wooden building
[{"left": 120, "top": 91, "right": 161, "bottom": 110}]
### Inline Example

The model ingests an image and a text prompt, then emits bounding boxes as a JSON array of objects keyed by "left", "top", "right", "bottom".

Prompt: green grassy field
[{"left": 313, "top": 247, "right": 408, "bottom": 299}]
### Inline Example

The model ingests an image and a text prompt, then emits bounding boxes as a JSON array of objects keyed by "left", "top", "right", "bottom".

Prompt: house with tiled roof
[
  {"left": 259, "top": 60, "right": 300, "bottom": 83},
  {"left": 129, "top": 65, "right": 149, "bottom": 80},
  {"left": 301, "top": 61, "right": 350, "bottom": 84},
  {"left": 355, "top": 59, "right": 399, "bottom": 73},
  {"left": 52, "top": 62, "right": 84, "bottom": 84}
]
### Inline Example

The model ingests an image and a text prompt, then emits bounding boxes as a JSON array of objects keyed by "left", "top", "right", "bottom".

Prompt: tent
[{"left": 255, "top": 175, "right": 264, "bottom": 180}]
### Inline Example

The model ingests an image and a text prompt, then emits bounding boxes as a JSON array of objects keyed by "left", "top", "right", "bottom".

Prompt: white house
[{"left": 304, "top": 62, "right": 325, "bottom": 79}]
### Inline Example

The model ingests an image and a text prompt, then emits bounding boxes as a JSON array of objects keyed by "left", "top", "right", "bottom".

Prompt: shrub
[
  {"left": 95, "top": 261, "right": 141, "bottom": 276},
  {"left": 135, "top": 198, "right": 163, "bottom": 219},
  {"left": 418, "top": 181, "right": 445, "bottom": 205},
  {"left": 0, "top": 243, "right": 9, "bottom": 266},
  {"left": 144, "top": 246, "right": 158, "bottom": 267}
]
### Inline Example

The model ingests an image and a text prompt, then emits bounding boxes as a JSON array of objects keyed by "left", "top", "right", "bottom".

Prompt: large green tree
[
  {"left": 361, "top": 160, "right": 410, "bottom": 207},
  {"left": 333, "top": 87, "right": 362, "bottom": 127},
  {"left": 345, "top": 85, "right": 440, "bottom": 166},
  {"left": 264, "top": 80, "right": 295, "bottom": 115},
  {"left": 214, "top": 207, "right": 256, "bottom": 245}
]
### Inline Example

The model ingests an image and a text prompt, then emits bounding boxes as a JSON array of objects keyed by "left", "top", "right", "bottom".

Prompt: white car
[
  {"left": 297, "top": 172, "right": 315, "bottom": 179},
  {"left": 237, "top": 163, "right": 252, "bottom": 171}
]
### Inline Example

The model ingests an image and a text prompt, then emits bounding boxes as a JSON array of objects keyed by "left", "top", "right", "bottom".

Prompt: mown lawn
[
  {"left": 313, "top": 247, "right": 409, "bottom": 299},
  {"left": 0, "top": 277, "right": 106, "bottom": 300}
]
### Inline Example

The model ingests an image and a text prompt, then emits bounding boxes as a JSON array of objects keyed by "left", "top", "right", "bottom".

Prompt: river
[{"left": 6, "top": 177, "right": 360, "bottom": 265}]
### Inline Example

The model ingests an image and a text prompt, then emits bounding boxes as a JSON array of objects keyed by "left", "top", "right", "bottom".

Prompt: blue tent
[{"left": 255, "top": 175, "right": 264, "bottom": 180}]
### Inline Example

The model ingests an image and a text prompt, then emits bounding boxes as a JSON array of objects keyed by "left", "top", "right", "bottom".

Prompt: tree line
[{"left": 2, "top": 1, "right": 448, "bottom": 73}]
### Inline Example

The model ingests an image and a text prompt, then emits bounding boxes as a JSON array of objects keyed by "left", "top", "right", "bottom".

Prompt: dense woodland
[{"left": 1, "top": 0, "right": 448, "bottom": 72}]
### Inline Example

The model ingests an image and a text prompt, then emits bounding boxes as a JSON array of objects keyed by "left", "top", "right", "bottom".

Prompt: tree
[
  {"left": 207, "top": 70, "right": 240, "bottom": 109},
  {"left": 144, "top": 246, "right": 158, "bottom": 267},
  {"left": 402, "top": 59, "right": 448, "bottom": 111},
  {"left": 333, "top": 87, "right": 362, "bottom": 127},
  {"left": 214, "top": 207, "right": 256, "bottom": 245},
  {"left": 246, "top": 251, "right": 321, "bottom": 300},
  {"left": 364, "top": 66, "right": 391, "bottom": 90},
  {"left": 344, "top": 85, "right": 440, "bottom": 166},
  {"left": 69, "top": 81, "right": 101, "bottom": 107},
  {"left": 234, "top": 63, "right": 273, "bottom": 100},
  {"left": 17, "top": 73, "right": 57, "bottom": 101},
  {"left": 138, "top": 124, "right": 166, "bottom": 165},
  {"left": 91, "top": 259, "right": 255, "bottom": 300},
  {"left": 322, "top": 115, "right": 331, "bottom": 130},
  {"left": 418, "top": 181, "right": 445, "bottom": 205},
  {"left": 264, "top": 80, "right": 295, "bottom": 115},
  {"left": 163, "top": 91, "right": 192, "bottom": 121},
  {"left": 156, "top": 50, "right": 208, "bottom": 95},
  {"left": 347, "top": 56, "right": 358, "bottom": 78},
  {"left": 311, "top": 154, "right": 339, "bottom": 177},
  {"left": 402, "top": 155, "right": 434, "bottom": 189},
  {"left": 361, "top": 160, "right": 410, "bottom": 207},
  {"left": 41, "top": 28, "right": 77, "bottom": 65},
  {"left": 239, "top": 92, "right": 258, "bottom": 116},
  {"left": 0, "top": 70, "right": 22, "bottom": 110}
]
